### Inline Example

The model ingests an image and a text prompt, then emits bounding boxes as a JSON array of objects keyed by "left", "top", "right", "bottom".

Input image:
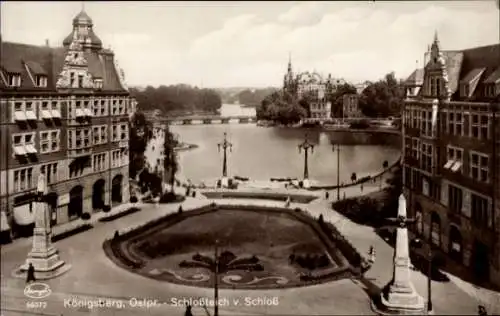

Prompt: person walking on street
[
  {"left": 325, "top": 191, "right": 329, "bottom": 200},
  {"left": 368, "top": 245, "right": 376, "bottom": 264},
  {"left": 185, "top": 304, "right": 193, "bottom": 316},
  {"left": 26, "top": 263, "right": 36, "bottom": 284},
  {"left": 478, "top": 305, "right": 487, "bottom": 316}
]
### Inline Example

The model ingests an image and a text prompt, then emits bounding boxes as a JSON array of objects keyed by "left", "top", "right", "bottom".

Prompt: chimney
[{"left": 45, "top": 39, "right": 49, "bottom": 47}]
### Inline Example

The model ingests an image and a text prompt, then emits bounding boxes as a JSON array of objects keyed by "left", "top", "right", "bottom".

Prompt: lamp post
[
  {"left": 214, "top": 239, "right": 219, "bottom": 316},
  {"left": 217, "top": 132, "right": 232, "bottom": 178},
  {"left": 332, "top": 143, "right": 340, "bottom": 200},
  {"left": 298, "top": 133, "right": 314, "bottom": 180},
  {"left": 427, "top": 244, "right": 433, "bottom": 313}
]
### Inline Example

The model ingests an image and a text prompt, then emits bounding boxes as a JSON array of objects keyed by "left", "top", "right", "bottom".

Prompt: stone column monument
[
  {"left": 17, "top": 175, "right": 71, "bottom": 279},
  {"left": 379, "top": 194, "right": 425, "bottom": 314}
]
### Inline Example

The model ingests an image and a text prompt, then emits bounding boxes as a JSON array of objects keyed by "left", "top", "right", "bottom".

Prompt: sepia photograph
[{"left": 0, "top": 1, "right": 499, "bottom": 315}]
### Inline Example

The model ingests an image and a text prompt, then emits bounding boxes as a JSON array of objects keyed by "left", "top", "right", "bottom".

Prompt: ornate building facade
[
  {"left": 0, "top": 10, "right": 137, "bottom": 239},
  {"left": 283, "top": 56, "right": 347, "bottom": 121},
  {"left": 403, "top": 33, "right": 500, "bottom": 286}
]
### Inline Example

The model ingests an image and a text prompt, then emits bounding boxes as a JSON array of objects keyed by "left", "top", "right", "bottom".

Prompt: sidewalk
[{"left": 51, "top": 202, "right": 142, "bottom": 238}]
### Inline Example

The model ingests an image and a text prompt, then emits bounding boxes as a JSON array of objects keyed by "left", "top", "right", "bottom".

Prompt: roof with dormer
[
  {"left": 405, "top": 43, "right": 500, "bottom": 100},
  {"left": 0, "top": 41, "right": 126, "bottom": 93},
  {"left": 0, "top": 9, "right": 126, "bottom": 93}
]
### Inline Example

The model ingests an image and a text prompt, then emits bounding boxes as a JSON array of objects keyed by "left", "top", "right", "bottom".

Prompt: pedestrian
[
  {"left": 360, "top": 183, "right": 364, "bottom": 192},
  {"left": 26, "top": 263, "right": 36, "bottom": 284},
  {"left": 343, "top": 192, "right": 346, "bottom": 200},
  {"left": 113, "top": 230, "right": 120, "bottom": 239},
  {"left": 368, "top": 245, "right": 376, "bottom": 264},
  {"left": 478, "top": 305, "right": 487, "bottom": 316},
  {"left": 325, "top": 191, "right": 329, "bottom": 200},
  {"left": 185, "top": 304, "right": 193, "bottom": 316}
]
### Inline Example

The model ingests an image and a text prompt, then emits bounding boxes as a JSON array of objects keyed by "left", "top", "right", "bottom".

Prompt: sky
[{"left": 1, "top": 1, "right": 499, "bottom": 88}]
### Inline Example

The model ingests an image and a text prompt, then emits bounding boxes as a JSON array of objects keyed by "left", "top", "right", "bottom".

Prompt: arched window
[
  {"left": 430, "top": 212, "right": 441, "bottom": 247},
  {"left": 415, "top": 203, "right": 423, "bottom": 235}
]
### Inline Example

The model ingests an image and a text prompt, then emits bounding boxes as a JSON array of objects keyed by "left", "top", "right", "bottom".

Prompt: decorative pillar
[
  {"left": 378, "top": 194, "right": 425, "bottom": 314},
  {"left": 15, "top": 175, "right": 71, "bottom": 279}
]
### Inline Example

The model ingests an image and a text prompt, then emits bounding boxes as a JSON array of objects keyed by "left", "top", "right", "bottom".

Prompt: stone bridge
[{"left": 158, "top": 115, "right": 257, "bottom": 125}]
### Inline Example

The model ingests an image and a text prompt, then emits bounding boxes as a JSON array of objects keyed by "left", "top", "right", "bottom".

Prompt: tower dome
[
  {"left": 63, "top": 10, "right": 102, "bottom": 50},
  {"left": 73, "top": 10, "right": 93, "bottom": 26}
]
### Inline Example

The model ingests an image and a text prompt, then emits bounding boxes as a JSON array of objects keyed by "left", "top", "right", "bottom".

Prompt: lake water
[{"left": 170, "top": 104, "right": 400, "bottom": 185}]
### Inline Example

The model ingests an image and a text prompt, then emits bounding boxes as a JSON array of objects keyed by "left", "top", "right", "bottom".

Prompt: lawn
[{"left": 108, "top": 207, "right": 351, "bottom": 289}]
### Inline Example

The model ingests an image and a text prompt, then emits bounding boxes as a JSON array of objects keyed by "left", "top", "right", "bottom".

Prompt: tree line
[
  {"left": 256, "top": 72, "right": 405, "bottom": 123},
  {"left": 129, "top": 85, "right": 223, "bottom": 114}
]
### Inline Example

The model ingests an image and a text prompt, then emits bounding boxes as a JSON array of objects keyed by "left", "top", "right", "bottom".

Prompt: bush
[
  {"left": 294, "top": 208, "right": 302, "bottom": 212},
  {"left": 103, "top": 205, "right": 111, "bottom": 213},
  {"left": 349, "top": 119, "right": 370, "bottom": 129},
  {"left": 81, "top": 212, "right": 91, "bottom": 220},
  {"left": 159, "top": 192, "right": 177, "bottom": 203},
  {"left": 130, "top": 196, "right": 138, "bottom": 203}
]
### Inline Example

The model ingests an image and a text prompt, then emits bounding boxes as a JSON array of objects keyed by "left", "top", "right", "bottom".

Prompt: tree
[
  {"left": 328, "top": 83, "right": 357, "bottom": 118},
  {"left": 256, "top": 91, "right": 307, "bottom": 124},
  {"left": 129, "top": 85, "right": 223, "bottom": 114},
  {"left": 358, "top": 72, "right": 404, "bottom": 118},
  {"left": 129, "top": 112, "right": 152, "bottom": 179},
  {"left": 163, "top": 126, "right": 179, "bottom": 193}
]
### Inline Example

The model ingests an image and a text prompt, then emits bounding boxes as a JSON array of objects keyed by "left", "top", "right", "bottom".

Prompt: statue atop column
[{"left": 14, "top": 175, "right": 71, "bottom": 279}]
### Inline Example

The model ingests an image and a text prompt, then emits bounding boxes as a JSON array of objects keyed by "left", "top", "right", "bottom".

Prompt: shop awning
[
  {"left": 13, "top": 145, "right": 27, "bottom": 156},
  {"left": 14, "top": 111, "right": 27, "bottom": 121},
  {"left": 1, "top": 212, "right": 10, "bottom": 232},
  {"left": 25, "top": 144, "right": 37, "bottom": 154},
  {"left": 41, "top": 110, "right": 52, "bottom": 119},
  {"left": 84, "top": 108, "right": 93, "bottom": 117},
  {"left": 13, "top": 203, "right": 34, "bottom": 226},
  {"left": 51, "top": 110, "right": 62, "bottom": 119},
  {"left": 25, "top": 111, "right": 37, "bottom": 121},
  {"left": 451, "top": 161, "right": 462, "bottom": 172},
  {"left": 75, "top": 109, "right": 85, "bottom": 117},
  {"left": 443, "top": 160, "right": 454, "bottom": 169}
]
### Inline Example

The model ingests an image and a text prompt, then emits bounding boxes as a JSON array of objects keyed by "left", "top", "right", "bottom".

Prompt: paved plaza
[{"left": 2, "top": 179, "right": 499, "bottom": 316}]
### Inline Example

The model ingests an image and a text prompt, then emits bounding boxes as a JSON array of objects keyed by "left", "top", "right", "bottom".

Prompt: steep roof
[
  {"left": 405, "top": 68, "right": 424, "bottom": 85},
  {"left": 0, "top": 41, "right": 126, "bottom": 93},
  {"left": 405, "top": 43, "right": 499, "bottom": 100}
]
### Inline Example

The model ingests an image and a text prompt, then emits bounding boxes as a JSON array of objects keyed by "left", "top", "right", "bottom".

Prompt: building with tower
[
  {"left": 403, "top": 32, "right": 500, "bottom": 287},
  {"left": 282, "top": 55, "right": 348, "bottom": 122},
  {"left": 0, "top": 10, "right": 137, "bottom": 240}
]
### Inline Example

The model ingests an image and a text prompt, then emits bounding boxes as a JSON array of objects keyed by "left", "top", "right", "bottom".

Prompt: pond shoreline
[{"left": 174, "top": 143, "right": 198, "bottom": 152}]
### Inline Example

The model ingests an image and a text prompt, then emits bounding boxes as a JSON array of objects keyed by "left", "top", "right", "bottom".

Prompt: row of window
[
  {"left": 405, "top": 138, "right": 490, "bottom": 184},
  {"left": 447, "top": 184, "right": 492, "bottom": 229},
  {"left": 10, "top": 98, "right": 133, "bottom": 121},
  {"left": 404, "top": 108, "right": 492, "bottom": 140},
  {"left": 407, "top": 170, "right": 493, "bottom": 231},
  {"left": 12, "top": 152, "right": 128, "bottom": 193},
  {"left": 12, "top": 125, "right": 128, "bottom": 156},
  {"left": 4, "top": 73, "right": 46, "bottom": 88}
]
